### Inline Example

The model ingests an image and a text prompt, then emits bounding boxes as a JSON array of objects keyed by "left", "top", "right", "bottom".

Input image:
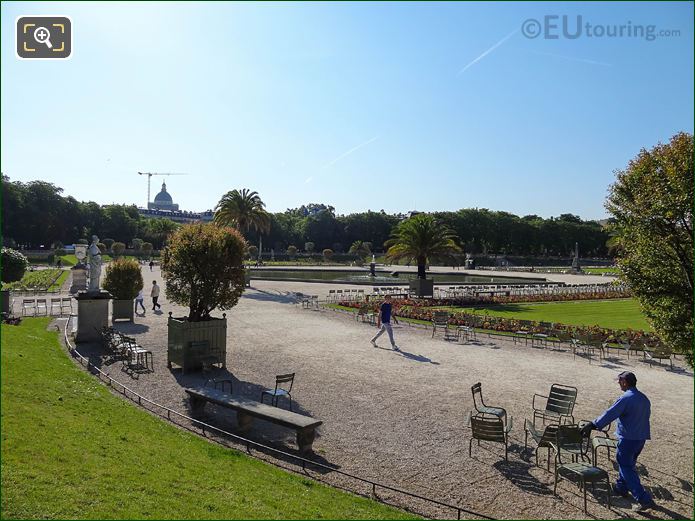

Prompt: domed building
[{"left": 148, "top": 181, "right": 179, "bottom": 211}]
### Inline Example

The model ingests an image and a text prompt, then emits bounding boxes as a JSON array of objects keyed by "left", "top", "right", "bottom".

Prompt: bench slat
[{"left": 185, "top": 387, "right": 322, "bottom": 430}]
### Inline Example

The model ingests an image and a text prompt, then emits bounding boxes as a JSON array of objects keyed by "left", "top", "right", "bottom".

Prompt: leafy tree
[
  {"left": 1, "top": 248, "right": 28, "bottom": 285},
  {"left": 214, "top": 189, "right": 270, "bottom": 236},
  {"left": 103, "top": 258, "right": 143, "bottom": 300},
  {"left": 131, "top": 238, "right": 144, "bottom": 252},
  {"left": 286, "top": 245, "right": 298, "bottom": 259},
  {"left": 141, "top": 242, "right": 154, "bottom": 259},
  {"left": 111, "top": 242, "right": 126, "bottom": 257},
  {"left": 247, "top": 245, "right": 259, "bottom": 259},
  {"left": 322, "top": 248, "right": 333, "bottom": 262},
  {"left": 385, "top": 214, "right": 461, "bottom": 279},
  {"left": 606, "top": 132, "right": 693, "bottom": 364},
  {"left": 161, "top": 223, "right": 247, "bottom": 321},
  {"left": 304, "top": 242, "right": 315, "bottom": 254},
  {"left": 140, "top": 218, "right": 179, "bottom": 249}
]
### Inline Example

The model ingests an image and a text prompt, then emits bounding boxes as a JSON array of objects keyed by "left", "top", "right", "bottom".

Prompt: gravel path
[{"left": 71, "top": 267, "right": 694, "bottom": 520}]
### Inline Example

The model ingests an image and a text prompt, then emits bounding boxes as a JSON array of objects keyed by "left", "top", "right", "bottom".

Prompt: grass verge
[{"left": 1, "top": 319, "right": 417, "bottom": 520}]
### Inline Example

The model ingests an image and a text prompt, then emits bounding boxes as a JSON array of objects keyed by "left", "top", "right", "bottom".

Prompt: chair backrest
[
  {"left": 471, "top": 382, "right": 485, "bottom": 411},
  {"left": 433, "top": 311, "right": 449, "bottom": 325},
  {"left": 22, "top": 299, "right": 34, "bottom": 305},
  {"left": 470, "top": 415, "right": 506, "bottom": 442},
  {"left": 556, "top": 424, "right": 584, "bottom": 453},
  {"left": 275, "top": 373, "right": 295, "bottom": 392},
  {"left": 545, "top": 384, "right": 577, "bottom": 415}
]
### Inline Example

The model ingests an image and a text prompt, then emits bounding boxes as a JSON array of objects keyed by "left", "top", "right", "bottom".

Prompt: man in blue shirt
[
  {"left": 370, "top": 295, "right": 399, "bottom": 350},
  {"left": 581, "top": 371, "right": 655, "bottom": 512}
]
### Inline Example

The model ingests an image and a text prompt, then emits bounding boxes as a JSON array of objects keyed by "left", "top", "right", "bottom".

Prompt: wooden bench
[{"left": 185, "top": 387, "right": 322, "bottom": 454}]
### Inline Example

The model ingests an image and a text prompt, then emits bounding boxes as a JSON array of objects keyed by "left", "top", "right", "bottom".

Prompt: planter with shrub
[
  {"left": 103, "top": 258, "right": 143, "bottom": 322},
  {"left": 161, "top": 223, "right": 247, "bottom": 373}
]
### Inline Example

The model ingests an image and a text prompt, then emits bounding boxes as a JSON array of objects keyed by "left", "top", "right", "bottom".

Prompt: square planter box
[
  {"left": 112, "top": 299, "right": 134, "bottom": 323},
  {"left": 409, "top": 278, "right": 434, "bottom": 298},
  {"left": 167, "top": 315, "right": 227, "bottom": 373}
]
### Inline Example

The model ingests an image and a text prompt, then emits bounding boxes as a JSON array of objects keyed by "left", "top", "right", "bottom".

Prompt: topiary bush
[
  {"left": 103, "top": 258, "right": 143, "bottom": 300},
  {"left": 111, "top": 242, "right": 126, "bottom": 257},
  {"left": 161, "top": 223, "right": 247, "bottom": 322},
  {"left": 1, "top": 248, "right": 29, "bottom": 286},
  {"left": 97, "top": 242, "right": 107, "bottom": 254}
]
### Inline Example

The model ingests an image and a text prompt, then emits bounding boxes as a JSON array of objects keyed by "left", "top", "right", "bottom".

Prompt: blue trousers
[{"left": 615, "top": 438, "right": 652, "bottom": 504}]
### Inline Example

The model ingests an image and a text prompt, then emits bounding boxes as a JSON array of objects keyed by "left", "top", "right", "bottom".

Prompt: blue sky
[{"left": 2, "top": 1, "right": 693, "bottom": 219}]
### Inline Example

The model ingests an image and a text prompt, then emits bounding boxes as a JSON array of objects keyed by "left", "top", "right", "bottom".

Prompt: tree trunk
[{"left": 417, "top": 256, "right": 427, "bottom": 279}]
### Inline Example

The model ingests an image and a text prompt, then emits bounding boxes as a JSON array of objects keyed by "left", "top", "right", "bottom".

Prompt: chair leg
[
  {"left": 469, "top": 438, "right": 473, "bottom": 457},
  {"left": 583, "top": 479, "right": 588, "bottom": 513},
  {"left": 553, "top": 469, "right": 559, "bottom": 495}
]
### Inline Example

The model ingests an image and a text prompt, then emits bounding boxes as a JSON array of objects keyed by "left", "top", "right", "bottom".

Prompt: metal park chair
[
  {"left": 532, "top": 384, "right": 577, "bottom": 427},
  {"left": 552, "top": 425, "right": 611, "bottom": 513},
  {"left": 469, "top": 413, "right": 514, "bottom": 462},
  {"left": 261, "top": 373, "right": 295, "bottom": 411}
]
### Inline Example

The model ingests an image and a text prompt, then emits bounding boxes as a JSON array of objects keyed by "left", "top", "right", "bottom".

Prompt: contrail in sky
[
  {"left": 457, "top": 29, "right": 517, "bottom": 76},
  {"left": 322, "top": 136, "right": 380, "bottom": 169},
  {"left": 531, "top": 50, "right": 612, "bottom": 67}
]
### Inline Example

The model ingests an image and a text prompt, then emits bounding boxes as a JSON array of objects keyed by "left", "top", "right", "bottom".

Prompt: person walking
[
  {"left": 151, "top": 280, "right": 162, "bottom": 311},
  {"left": 580, "top": 371, "right": 655, "bottom": 512},
  {"left": 371, "top": 295, "right": 399, "bottom": 350},
  {"left": 149, "top": 260, "right": 154, "bottom": 271},
  {"left": 134, "top": 289, "right": 146, "bottom": 314}
]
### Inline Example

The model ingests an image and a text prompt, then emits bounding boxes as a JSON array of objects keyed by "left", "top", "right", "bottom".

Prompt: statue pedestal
[{"left": 75, "top": 290, "right": 112, "bottom": 342}]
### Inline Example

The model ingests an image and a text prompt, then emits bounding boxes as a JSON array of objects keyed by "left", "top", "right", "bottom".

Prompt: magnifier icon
[{"left": 33, "top": 26, "right": 53, "bottom": 49}]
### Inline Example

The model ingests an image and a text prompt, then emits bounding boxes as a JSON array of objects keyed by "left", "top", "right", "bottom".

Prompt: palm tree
[
  {"left": 348, "top": 240, "right": 372, "bottom": 258},
  {"left": 385, "top": 214, "right": 461, "bottom": 279},
  {"left": 214, "top": 189, "right": 271, "bottom": 235}
]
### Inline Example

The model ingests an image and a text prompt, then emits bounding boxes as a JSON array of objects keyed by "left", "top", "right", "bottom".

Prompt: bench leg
[
  {"left": 237, "top": 411, "right": 253, "bottom": 433},
  {"left": 297, "top": 427, "right": 316, "bottom": 454}
]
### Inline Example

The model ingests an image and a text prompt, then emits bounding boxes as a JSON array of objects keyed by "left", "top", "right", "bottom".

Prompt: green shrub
[
  {"left": 97, "top": 242, "right": 107, "bottom": 254},
  {"left": 102, "top": 238, "right": 115, "bottom": 250},
  {"left": 111, "top": 242, "right": 126, "bottom": 256},
  {"left": 1, "top": 248, "right": 29, "bottom": 285},
  {"left": 103, "top": 258, "right": 143, "bottom": 300},
  {"left": 162, "top": 223, "right": 247, "bottom": 321}
]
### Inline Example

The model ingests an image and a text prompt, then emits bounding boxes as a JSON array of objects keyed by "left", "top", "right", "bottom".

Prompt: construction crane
[{"left": 137, "top": 172, "right": 189, "bottom": 206}]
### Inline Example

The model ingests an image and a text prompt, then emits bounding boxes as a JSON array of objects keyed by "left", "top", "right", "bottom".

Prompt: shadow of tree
[{"left": 242, "top": 289, "right": 300, "bottom": 304}]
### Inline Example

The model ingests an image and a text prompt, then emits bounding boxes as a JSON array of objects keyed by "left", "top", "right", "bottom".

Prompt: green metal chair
[
  {"left": 532, "top": 383, "right": 577, "bottom": 427},
  {"left": 524, "top": 419, "right": 558, "bottom": 470},
  {"left": 552, "top": 425, "right": 611, "bottom": 513},
  {"left": 469, "top": 413, "right": 514, "bottom": 462},
  {"left": 471, "top": 382, "right": 507, "bottom": 423},
  {"left": 590, "top": 422, "right": 618, "bottom": 467}
]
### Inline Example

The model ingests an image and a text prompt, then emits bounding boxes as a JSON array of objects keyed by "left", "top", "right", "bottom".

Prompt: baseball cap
[{"left": 617, "top": 371, "right": 637, "bottom": 386}]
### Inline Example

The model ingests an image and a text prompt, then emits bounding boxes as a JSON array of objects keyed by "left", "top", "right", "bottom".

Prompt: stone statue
[{"left": 88, "top": 235, "right": 102, "bottom": 292}]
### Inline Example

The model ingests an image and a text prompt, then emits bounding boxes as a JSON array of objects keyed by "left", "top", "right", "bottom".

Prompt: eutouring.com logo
[{"left": 522, "top": 15, "right": 680, "bottom": 41}]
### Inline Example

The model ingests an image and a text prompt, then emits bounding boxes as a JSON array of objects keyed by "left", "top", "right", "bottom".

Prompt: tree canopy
[{"left": 606, "top": 132, "right": 693, "bottom": 362}]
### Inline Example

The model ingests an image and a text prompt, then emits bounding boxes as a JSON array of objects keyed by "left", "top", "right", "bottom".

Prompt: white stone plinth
[{"left": 75, "top": 291, "right": 111, "bottom": 342}]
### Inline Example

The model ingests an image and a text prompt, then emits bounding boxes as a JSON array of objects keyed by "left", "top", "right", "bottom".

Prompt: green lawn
[
  {"left": 583, "top": 267, "right": 620, "bottom": 275},
  {"left": 1, "top": 319, "right": 416, "bottom": 520},
  {"left": 445, "top": 299, "right": 650, "bottom": 331},
  {"left": 333, "top": 298, "right": 650, "bottom": 331}
]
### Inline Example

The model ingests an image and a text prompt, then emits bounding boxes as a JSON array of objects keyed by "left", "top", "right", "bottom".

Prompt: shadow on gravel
[
  {"left": 396, "top": 349, "right": 440, "bottom": 365},
  {"left": 242, "top": 289, "right": 299, "bottom": 304},
  {"left": 171, "top": 368, "right": 336, "bottom": 471},
  {"left": 492, "top": 458, "right": 553, "bottom": 495},
  {"left": 115, "top": 323, "right": 150, "bottom": 334}
]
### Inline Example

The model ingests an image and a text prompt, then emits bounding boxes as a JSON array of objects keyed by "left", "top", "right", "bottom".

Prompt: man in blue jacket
[{"left": 581, "top": 371, "right": 655, "bottom": 512}]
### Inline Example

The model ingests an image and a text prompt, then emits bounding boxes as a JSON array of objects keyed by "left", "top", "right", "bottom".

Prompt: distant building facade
[{"left": 139, "top": 181, "right": 213, "bottom": 223}]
